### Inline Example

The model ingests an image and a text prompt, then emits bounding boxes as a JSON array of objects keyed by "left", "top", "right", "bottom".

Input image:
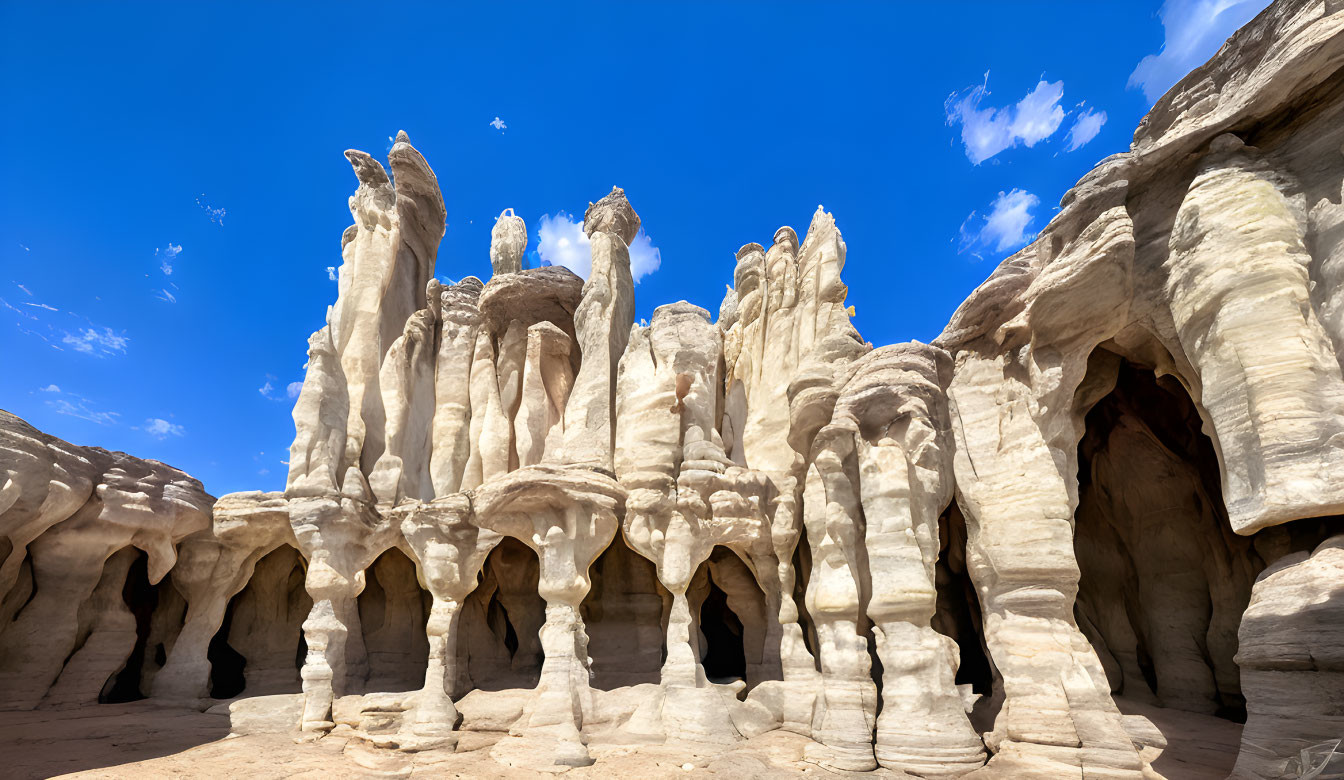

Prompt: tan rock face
[{"left": 4, "top": 5, "right": 1344, "bottom": 776}]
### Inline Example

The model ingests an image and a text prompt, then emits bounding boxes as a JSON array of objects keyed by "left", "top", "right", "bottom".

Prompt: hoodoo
[{"left": 3, "top": 1, "right": 1344, "bottom": 776}]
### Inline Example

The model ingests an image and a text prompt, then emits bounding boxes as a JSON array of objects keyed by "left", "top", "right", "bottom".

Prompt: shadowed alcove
[
  {"left": 1072, "top": 351, "right": 1262, "bottom": 721},
  {"left": 101, "top": 550, "right": 186, "bottom": 703},
  {"left": 581, "top": 533, "right": 668, "bottom": 689},
  {"left": 207, "top": 545, "right": 310, "bottom": 700},
  {"left": 458, "top": 536, "right": 545, "bottom": 691},
  {"left": 358, "top": 547, "right": 431, "bottom": 692},
  {"left": 689, "top": 546, "right": 769, "bottom": 688}
]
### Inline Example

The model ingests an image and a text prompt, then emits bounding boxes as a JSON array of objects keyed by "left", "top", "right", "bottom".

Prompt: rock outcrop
[{"left": 3, "top": 3, "right": 1344, "bottom": 776}]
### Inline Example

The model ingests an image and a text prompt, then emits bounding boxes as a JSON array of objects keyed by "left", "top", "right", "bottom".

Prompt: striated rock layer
[{"left": 4, "top": 2, "right": 1344, "bottom": 776}]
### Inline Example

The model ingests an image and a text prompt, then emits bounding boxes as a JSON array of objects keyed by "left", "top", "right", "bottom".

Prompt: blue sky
[{"left": 0, "top": 1, "right": 1270, "bottom": 495}]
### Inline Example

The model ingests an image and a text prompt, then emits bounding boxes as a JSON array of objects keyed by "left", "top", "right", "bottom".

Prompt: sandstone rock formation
[{"left": 4, "top": 2, "right": 1344, "bottom": 777}]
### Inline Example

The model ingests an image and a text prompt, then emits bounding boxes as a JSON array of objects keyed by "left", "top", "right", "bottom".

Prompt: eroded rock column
[
  {"left": 558, "top": 187, "right": 638, "bottom": 472},
  {"left": 473, "top": 467, "right": 624, "bottom": 768},
  {"left": 394, "top": 496, "right": 501, "bottom": 747},
  {"left": 1167, "top": 134, "right": 1344, "bottom": 532}
]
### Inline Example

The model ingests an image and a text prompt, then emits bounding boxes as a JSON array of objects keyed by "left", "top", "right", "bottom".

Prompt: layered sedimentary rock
[
  {"left": 4, "top": 3, "right": 1344, "bottom": 776},
  {"left": 0, "top": 411, "right": 214, "bottom": 709}
]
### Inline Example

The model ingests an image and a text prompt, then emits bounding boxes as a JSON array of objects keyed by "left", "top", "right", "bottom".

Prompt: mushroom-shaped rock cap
[
  {"left": 478, "top": 265, "right": 584, "bottom": 337},
  {"left": 773, "top": 226, "right": 799, "bottom": 250},
  {"left": 583, "top": 186, "right": 641, "bottom": 244}
]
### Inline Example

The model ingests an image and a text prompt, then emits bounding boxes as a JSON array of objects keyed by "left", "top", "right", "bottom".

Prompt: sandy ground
[{"left": 0, "top": 699, "right": 1242, "bottom": 779}]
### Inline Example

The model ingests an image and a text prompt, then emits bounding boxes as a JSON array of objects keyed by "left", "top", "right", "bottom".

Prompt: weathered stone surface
[
  {"left": 490, "top": 208, "right": 528, "bottom": 276},
  {"left": 4, "top": 5, "right": 1344, "bottom": 775}
]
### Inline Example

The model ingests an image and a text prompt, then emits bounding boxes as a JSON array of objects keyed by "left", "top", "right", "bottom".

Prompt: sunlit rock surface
[{"left": 4, "top": 2, "right": 1344, "bottom": 776}]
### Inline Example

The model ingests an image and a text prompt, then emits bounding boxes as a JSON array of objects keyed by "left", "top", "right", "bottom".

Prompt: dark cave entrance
[
  {"left": 358, "top": 547, "right": 431, "bottom": 692},
  {"left": 101, "top": 550, "right": 173, "bottom": 703},
  {"left": 1072, "top": 351, "right": 1258, "bottom": 721},
  {"left": 459, "top": 536, "right": 545, "bottom": 691},
  {"left": 690, "top": 547, "right": 768, "bottom": 688},
  {"left": 933, "top": 503, "right": 994, "bottom": 699},
  {"left": 207, "top": 545, "right": 310, "bottom": 700},
  {"left": 698, "top": 579, "right": 745, "bottom": 682},
  {"left": 580, "top": 533, "right": 668, "bottom": 690}
]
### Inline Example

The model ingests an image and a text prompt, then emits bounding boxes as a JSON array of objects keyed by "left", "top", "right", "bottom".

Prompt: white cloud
[
  {"left": 156, "top": 243, "right": 183, "bottom": 275},
  {"left": 490, "top": 116, "right": 507, "bottom": 132},
  {"left": 1064, "top": 108, "right": 1108, "bottom": 152},
  {"left": 259, "top": 380, "right": 280, "bottom": 400},
  {"left": 946, "top": 73, "right": 1066, "bottom": 164},
  {"left": 196, "top": 195, "right": 226, "bottom": 225},
  {"left": 23, "top": 302, "right": 56, "bottom": 311},
  {"left": 19, "top": 243, "right": 29, "bottom": 252},
  {"left": 15, "top": 283, "right": 31, "bottom": 296},
  {"left": 157, "top": 288, "right": 177, "bottom": 303},
  {"left": 40, "top": 384, "right": 60, "bottom": 393},
  {"left": 142, "top": 418, "right": 185, "bottom": 438},
  {"left": 48, "top": 398, "right": 120, "bottom": 425},
  {"left": 286, "top": 381, "right": 304, "bottom": 399},
  {"left": 1129, "top": 0, "right": 1271, "bottom": 104},
  {"left": 537, "top": 212, "right": 593, "bottom": 278},
  {"left": 326, "top": 266, "right": 338, "bottom": 281},
  {"left": 628, "top": 229, "right": 662, "bottom": 283},
  {"left": 536, "top": 213, "right": 661, "bottom": 283},
  {"left": 258, "top": 468, "right": 270, "bottom": 476},
  {"left": 958, "top": 189, "right": 1041, "bottom": 257},
  {"left": 62, "top": 326, "right": 129, "bottom": 356}
]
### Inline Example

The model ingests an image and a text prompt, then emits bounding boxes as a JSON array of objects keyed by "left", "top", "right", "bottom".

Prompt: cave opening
[
  {"left": 358, "top": 547, "right": 430, "bottom": 692},
  {"left": 698, "top": 579, "right": 745, "bottom": 682},
  {"left": 933, "top": 503, "right": 994, "bottom": 698},
  {"left": 580, "top": 533, "right": 667, "bottom": 690},
  {"left": 207, "top": 598, "right": 247, "bottom": 699},
  {"left": 459, "top": 536, "right": 545, "bottom": 691},
  {"left": 207, "top": 544, "right": 310, "bottom": 700},
  {"left": 1072, "top": 352, "right": 1260, "bottom": 722},
  {"left": 690, "top": 546, "right": 769, "bottom": 688},
  {"left": 100, "top": 550, "right": 161, "bottom": 703}
]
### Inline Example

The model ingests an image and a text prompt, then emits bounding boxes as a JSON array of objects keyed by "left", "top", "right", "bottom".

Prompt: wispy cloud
[
  {"left": 958, "top": 189, "right": 1041, "bottom": 258},
  {"left": 946, "top": 73, "right": 1066, "bottom": 164},
  {"left": 1129, "top": 0, "right": 1271, "bottom": 104},
  {"left": 14, "top": 282, "right": 31, "bottom": 296},
  {"left": 259, "top": 379, "right": 280, "bottom": 400},
  {"left": 19, "top": 243, "right": 30, "bottom": 252},
  {"left": 536, "top": 212, "right": 660, "bottom": 283},
  {"left": 23, "top": 302, "right": 57, "bottom": 312},
  {"left": 2, "top": 297, "right": 38, "bottom": 320},
  {"left": 286, "top": 381, "right": 304, "bottom": 399},
  {"left": 141, "top": 418, "right": 185, "bottom": 438},
  {"left": 43, "top": 387, "right": 120, "bottom": 426},
  {"left": 156, "top": 243, "right": 183, "bottom": 275},
  {"left": 1064, "top": 108, "right": 1108, "bottom": 152},
  {"left": 196, "top": 195, "right": 226, "bottom": 225},
  {"left": 157, "top": 288, "right": 177, "bottom": 304},
  {"left": 326, "top": 266, "right": 338, "bottom": 281},
  {"left": 490, "top": 116, "right": 507, "bottom": 133},
  {"left": 62, "top": 326, "right": 129, "bottom": 357}
]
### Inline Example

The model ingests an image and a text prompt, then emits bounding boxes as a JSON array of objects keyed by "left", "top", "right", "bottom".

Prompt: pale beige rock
[
  {"left": 490, "top": 208, "right": 528, "bottom": 276},
  {"left": 428, "top": 277, "right": 484, "bottom": 496},
  {"left": 1231, "top": 535, "right": 1344, "bottom": 779},
  {"left": 5, "top": 8, "right": 1344, "bottom": 774},
  {"left": 558, "top": 188, "right": 638, "bottom": 472}
]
